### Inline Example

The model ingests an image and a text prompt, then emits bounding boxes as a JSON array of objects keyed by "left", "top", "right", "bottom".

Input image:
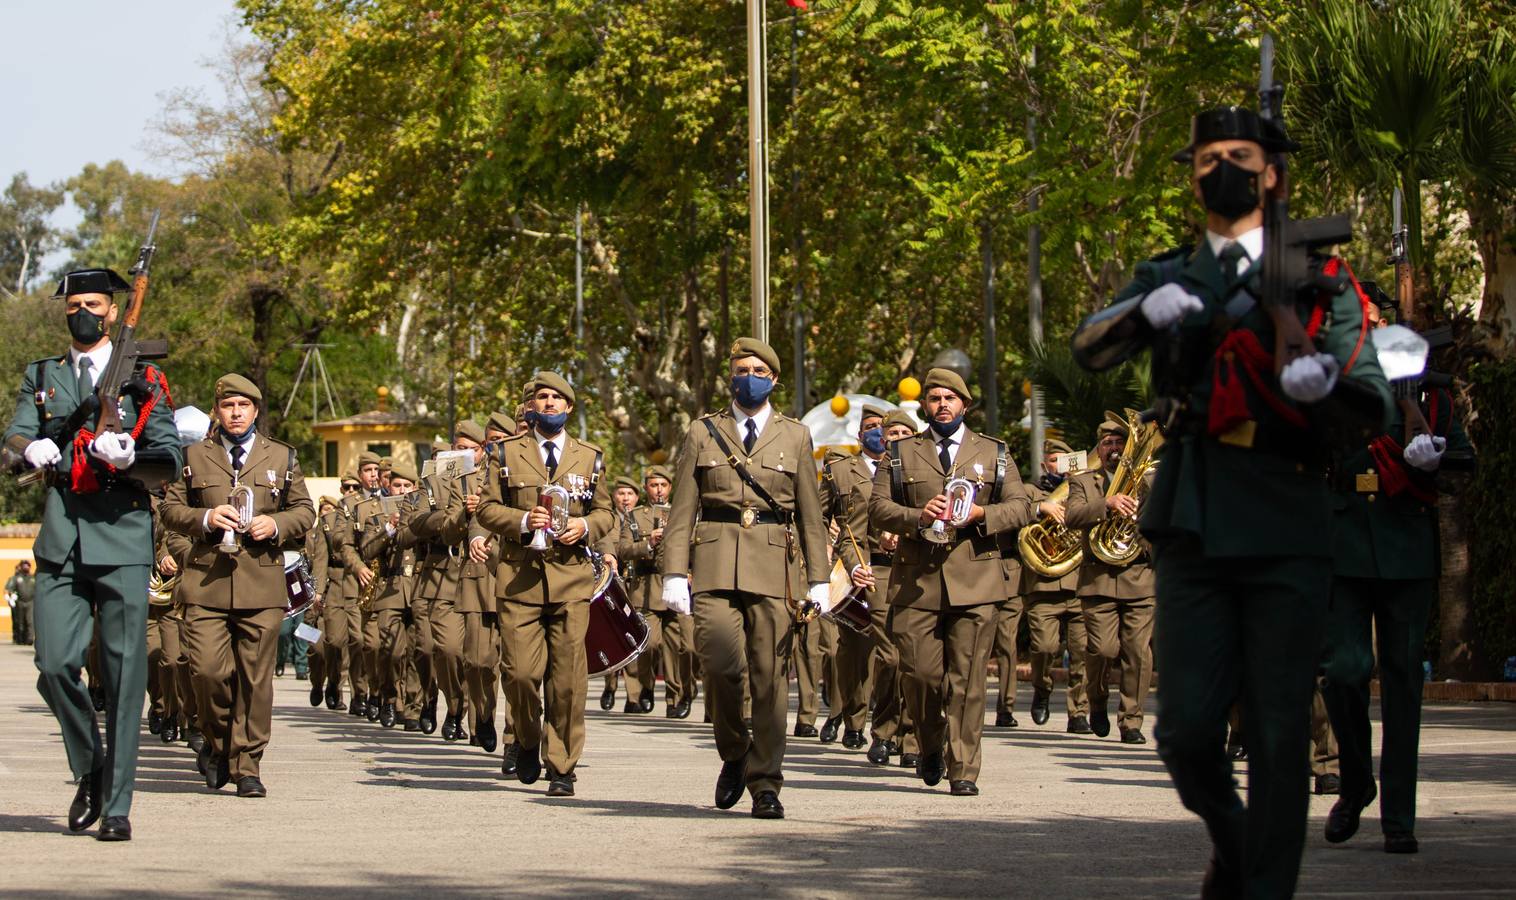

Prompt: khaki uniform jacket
[
  {"left": 410, "top": 472, "right": 461, "bottom": 602},
  {"left": 615, "top": 505, "right": 671, "bottom": 612},
  {"left": 1063, "top": 468, "right": 1156, "bottom": 600},
  {"left": 459, "top": 462, "right": 498, "bottom": 614},
  {"left": 304, "top": 516, "right": 330, "bottom": 602},
  {"left": 316, "top": 511, "right": 350, "bottom": 606},
  {"left": 475, "top": 431, "right": 614, "bottom": 605},
  {"left": 820, "top": 451, "right": 888, "bottom": 572},
  {"left": 1017, "top": 482, "right": 1080, "bottom": 596},
  {"left": 360, "top": 500, "right": 421, "bottom": 610},
  {"left": 160, "top": 434, "right": 316, "bottom": 610},
  {"left": 661, "top": 408, "right": 829, "bottom": 599},
  {"left": 338, "top": 491, "right": 385, "bottom": 600},
  {"left": 869, "top": 429, "right": 1036, "bottom": 610}
]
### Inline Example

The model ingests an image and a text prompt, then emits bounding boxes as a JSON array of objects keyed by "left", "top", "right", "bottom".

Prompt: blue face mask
[
  {"left": 731, "top": 374, "right": 775, "bottom": 409},
  {"left": 535, "top": 410, "right": 569, "bottom": 436},
  {"left": 860, "top": 427, "right": 885, "bottom": 454},
  {"left": 928, "top": 416, "right": 963, "bottom": 438}
]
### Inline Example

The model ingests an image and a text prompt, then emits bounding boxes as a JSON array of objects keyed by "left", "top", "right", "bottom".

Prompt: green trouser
[
  {"left": 34, "top": 554, "right": 149, "bottom": 818},
  {"left": 1322, "top": 576, "right": 1432, "bottom": 837},
  {"left": 1152, "top": 538, "right": 1328, "bottom": 900},
  {"left": 278, "top": 614, "right": 309, "bottom": 675}
]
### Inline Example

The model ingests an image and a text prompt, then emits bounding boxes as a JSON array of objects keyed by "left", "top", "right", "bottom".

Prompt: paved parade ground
[{"left": 1, "top": 643, "right": 1514, "bottom": 898}]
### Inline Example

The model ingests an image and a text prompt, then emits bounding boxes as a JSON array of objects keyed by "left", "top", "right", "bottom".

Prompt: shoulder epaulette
[
  {"left": 823, "top": 447, "right": 851, "bottom": 464},
  {"left": 1148, "top": 244, "right": 1194, "bottom": 264}
]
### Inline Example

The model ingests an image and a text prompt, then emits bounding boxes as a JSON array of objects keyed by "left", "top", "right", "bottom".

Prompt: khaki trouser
[
  {"left": 466, "top": 611, "right": 503, "bottom": 734},
  {"left": 146, "top": 605, "right": 178, "bottom": 723},
  {"left": 795, "top": 615, "right": 839, "bottom": 726},
  {"left": 430, "top": 596, "right": 467, "bottom": 717},
  {"left": 694, "top": 590, "right": 789, "bottom": 797},
  {"left": 1027, "top": 592, "right": 1089, "bottom": 717},
  {"left": 318, "top": 603, "right": 352, "bottom": 696},
  {"left": 891, "top": 602, "right": 997, "bottom": 782},
  {"left": 1311, "top": 682, "right": 1339, "bottom": 778},
  {"left": 171, "top": 614, "right": 197, "bottom": 729},
  {"left": 184, "top": 605, "right": 282, "bottom": 780},
  {"left": 832, "top": 611, "right": 874, "bottom": 733},
  {"left": 871, "top": 602, "right": 915, "bottom": 751},
  {"left": 375, "top": 608, "right": 410, "bottom": 710},
  {"left": 653, "top": 610, "right": 691, "bottom": 705},
  {"left": 991, "top": 595, "right": 1025, "bottom": 716},
  {"left": 624, "top": 612, "right": 662, "bottom": 704},
  {"left": 1081, "top": 595, "right": 1155, "bottom": 731},
  {"left": 500, "top": 600, "right": 589, "bottom": 776},
  {"left": 410, "top": 603, "right": 433, "bottom": 718}
]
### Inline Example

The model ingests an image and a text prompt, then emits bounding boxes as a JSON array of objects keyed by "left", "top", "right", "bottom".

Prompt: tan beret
[
  {"left": 379, "top": 456, "right": 394, "bottom": 473},
  {"left": 388, "top": 462, "right": 418, "bottom": 484},
  {"left": 729, "top": 336, "right": 780, "bottom": 375},
  {"left": 531, "top": 370, "right": 576, "bottom": 406},
  {"left": 453, "top": 420, "right": 484, "bottom": 445},
  {"left": 613, "top": 475, "right": 640, "bottom": 493},
  {"left": 430, "top": 440, "right": 450, "bottom": 453},
  {"left": 882, "top": 410, "right": 918, "bottom": 433},
  {"left": 922, "top": 367, "right": 972, "bottom": 404},
  {"left": 357, "top": 451, "right": 381, "bottom": 469},
  {"left": 214, "top": 373, "right": 262, "bottom": 404},
  {"left": 1097, "top": 413, "right": 1129, "bottom": 440},
  {"left": 860, "top": 403, "right": 889, "bottom": 423},
  {"left": 341, "top": 471, "right": 360, "bottom": 485},
  {"left": 645, "top": 465, "right": 673, "bottom": 483},
  {"left": 522, "top": 379, "right": 539, "bottom": 401},
  {"left": 486, "top": 410, "right": 513, "bottom": 436},
  {"left": 319, "top": 495, "right": 340, "bottom": 509},
  {"left": 1043, "top": 438, "right": 1073, "bottom": 456}
]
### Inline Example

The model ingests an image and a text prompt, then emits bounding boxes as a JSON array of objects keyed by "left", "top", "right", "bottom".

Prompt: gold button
[
  {"left": 1366, "top": 468, "right": 1375, "bottom": 475},
  {"left": 1367, "top": 495, "right": 1376, "bottom": 503}
]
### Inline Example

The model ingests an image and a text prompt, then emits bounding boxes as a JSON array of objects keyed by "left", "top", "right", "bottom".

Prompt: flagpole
[{"left": 747, "top": 0, "right": 769, "bottom": 343}]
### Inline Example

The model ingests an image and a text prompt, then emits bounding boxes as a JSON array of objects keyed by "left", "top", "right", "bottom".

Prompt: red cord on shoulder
[{"left": 1321, "top": 258, "right": 1371, "bottom": 376}]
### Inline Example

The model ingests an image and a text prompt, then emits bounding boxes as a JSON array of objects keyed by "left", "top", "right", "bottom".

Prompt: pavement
[{"left": 1, "top": 641, "right": 1514, "bottom": 897}]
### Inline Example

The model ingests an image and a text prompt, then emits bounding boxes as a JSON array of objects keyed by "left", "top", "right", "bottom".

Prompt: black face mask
[
  {"left": 67, "top": 308, "right": 108, "bottom": 344},
  {"left": 1198, "top": 159, "right": 1263, "bottom": 220}
]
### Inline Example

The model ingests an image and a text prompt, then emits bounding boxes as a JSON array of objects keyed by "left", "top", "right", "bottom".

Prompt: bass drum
[
  {"left": 585, "top": 565, "right": 650, "bottom": 677},
  {"left": 282, "top": 550, "right": 318, "bottom": 621}
]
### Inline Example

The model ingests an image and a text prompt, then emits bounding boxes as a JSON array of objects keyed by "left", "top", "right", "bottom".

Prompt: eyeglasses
[
  {"left": 341, "top": 484, "right": 359, "bottom": 492},
  {"left": 733, "top": 364, "right": 773, "bottom": 378}
]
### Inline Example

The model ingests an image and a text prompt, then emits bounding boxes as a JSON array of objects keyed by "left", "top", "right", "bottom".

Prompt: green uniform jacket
[
  {"left": 1112, "top": 240, "right": 1392, "bottom": 558},
  {"left": 4, "top": 350, "right": 181, "bottom": 566},
  {"left": 1331, "top": 396, "right": 1474, "bottom": 581}
]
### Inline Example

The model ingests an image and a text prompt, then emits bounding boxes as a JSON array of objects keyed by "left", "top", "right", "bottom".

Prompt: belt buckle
[{"left": 739, "top": 506, "right": 758, "bottom": 529}]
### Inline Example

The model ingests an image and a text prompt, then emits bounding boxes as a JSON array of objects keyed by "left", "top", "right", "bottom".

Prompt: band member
[
  {"left": 661, "top": 338, "right": 831, "bottom": 819},
  {"left": 277, "top": 502, "right": 327, "bottom": 681},
  {"left": 1069, "top": 105, "right": 1390, "bottom": 895},
  {"left": 599, "top": 476, "right": 646, "bottom": 713},
  {"left": 339, "top": 453, "right": 384, "bottom": 716},
  {"left": 1063, "top": 415, "right": 1156, "bottom": 744},
  {"left": 360, "top": 464, "right": 423, "bottom": 728},
  {"left": 302, "top": 496, "right": 339, "bottom": 706},
  {"left": 868, "top": 368, "right": 1035, "bottom": 796},
  {"left": 991, "top": 442, "right": 1064, "bottom": 730},
  {"left": 473, "top": 371, "right": 613, "bottom": 797},
  {"left": 614, "top": 466, "right": 691, "bottom": 717},
  {"left": 3, "top": 268, "right": 182, "bottom": 841},
  {"left": 1020, "top": 479, "right": 1090, "bottom": 734},
  {"left": 160, "top": 373, "right": 315, "bottom": 799},
  {"left": 147, "top": 501, "right": 179, "bottom": 739},
  {"left": 311, "top": 487, "right": 353, "bottom": 710},
  {"left": 1322, "top": 313, "right": 1474, "bottom": 853},
  {"left": 794, "top": 579, "right": 841, "bottom": 741}
]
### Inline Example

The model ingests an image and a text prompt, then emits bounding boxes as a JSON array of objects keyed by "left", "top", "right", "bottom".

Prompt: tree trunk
[
  {"left": 1435, "top": 473, "right": 1481, "bottom": 679},
  {"left": 1468, "top": 191, "right": 1515, "bottom": 354}
]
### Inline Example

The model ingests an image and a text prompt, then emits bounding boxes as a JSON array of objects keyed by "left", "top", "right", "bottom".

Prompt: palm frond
[{"left": 1027, "top": 340, "right": 1143, "bottom": 447}]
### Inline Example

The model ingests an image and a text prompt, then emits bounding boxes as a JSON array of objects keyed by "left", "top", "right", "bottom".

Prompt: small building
[{"left": 311, "top": 387, "right": 439, "bottom": 477}]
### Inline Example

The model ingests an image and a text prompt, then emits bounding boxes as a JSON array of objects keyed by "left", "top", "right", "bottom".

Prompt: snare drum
[
  {"left": 282, "top": 550, "right": 318, "bottom": 621},
  {"left": 824, "top": 558, "right": 873, "bottom": 634},
  {"left": 585, "top": 565, "right": 650, "bottom": 676}
]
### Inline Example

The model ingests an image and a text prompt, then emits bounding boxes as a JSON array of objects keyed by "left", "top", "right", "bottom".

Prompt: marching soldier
[
  {"left": 6, "top": 560, "right": 35, "bottom": 645},
  {"left": 1020, "top": 475, "right": 1090, "bottom": 734},
  {"left": 4, "top": 267, "right": 182, "bottom": 841},
  {"left": 614, "top": 466, "right": 691, "bottom": 717},
  {"left": 1069, "top": 104, "right": 1391, "bottom": 895},
  {"left": 661, "top": 338, "right": 831, "bottom": 819},
  {"left": 339, "top": 453, "right": 384, "bottom": 717},
  {"left": 359, "top": 464, "right": 423, "bottom": 729},
  {"left": 473, "top": 371, "right": 613, "bottom": 797},
  {"left": 302, "top": 496, "right": 339, "bottom": 706},
  {"left": 600, "top": 475, "right": 647, "bottom": 713},
  {"left": 1063, "top": 415, "right": 1156, "bottom": 744},
  {"left": 310, "top": 488, "right": 354, "bottom": 711},
  {"left": 160, "top": 374, "right": 315, "bottom": 799},
  {"left": 868, "top": 368, "right": 1036, "bottom": 796}
]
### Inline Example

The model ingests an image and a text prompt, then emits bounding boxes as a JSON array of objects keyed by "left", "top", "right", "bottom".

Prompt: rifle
[{"left": 1384, "top": 187, "right": 1436, "bottom": 441}]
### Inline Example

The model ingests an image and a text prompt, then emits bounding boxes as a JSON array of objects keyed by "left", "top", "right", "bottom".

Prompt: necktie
[
  {"left": 543, "top": 441, "right": 558, "bottom": 478},
  {"left": 76, "top": 356, "right": 93, "bottom": 401},
  {"left": 938, "top": 438, "right": 953, "bottom": 474},
  {"left": 744, "top": 420, "right": 758, "bottom": 454},
  {"left": 230, "top": 443, "right": 245, "bottom": 473},
  {"left": 1220, "top": 241, "right": 1248, "bottom": 287}
]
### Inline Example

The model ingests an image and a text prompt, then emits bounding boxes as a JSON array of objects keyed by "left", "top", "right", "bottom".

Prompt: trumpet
[
  {"left": 528, "top": 484, "right": 572, "bottom": 551},
  {"left": 217, "top": 483, "right": 255, "bottom": 554},
  {"left": 923, "top": 477, "right": 975, "bottom": 544}
]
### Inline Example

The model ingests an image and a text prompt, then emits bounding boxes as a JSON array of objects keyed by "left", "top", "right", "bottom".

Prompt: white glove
[
  {"left": 1279, "top": 353, "right": 1340, "bottom": 404},
  {"left": 23, "top": 438, "right": 62, "bottom": 469},
  {"left": 89, "top": 432, "right": 136, "bottom": 469},
  {"left": 662, "top": 575, "right": 692, "bottom": 615},
  {"left": 1140, "top": 283, "right": 1205, "bottom": 329},
  {"left": 1403, "top": 434, "right": 1447, "bottom": 472},
  {"left": 807, "top": 582, "right": 832, "bottom": 616}
]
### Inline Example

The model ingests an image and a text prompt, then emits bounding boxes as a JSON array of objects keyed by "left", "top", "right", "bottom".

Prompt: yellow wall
[
  {"left": 0, "top": 533, "right": 37, "bottom": 638},
  {"left": 313, "top": 424, "right": 439, "bottom": 478}
]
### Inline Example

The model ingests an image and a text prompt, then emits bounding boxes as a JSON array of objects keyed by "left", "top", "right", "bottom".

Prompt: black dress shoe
[
  {"left": 309, "top": 683, "right": 324, "bottom": 707},
  {"left": 623, "top": 700, "right": 642, "bottom": 714},
  {"left": 918, "top": 751, "right": 946, "bottom": 787},
  {"left": 1314, "top": 773, "right": 1341, "bottom": 795},
  {"left": 441, "top": 713, "right": 458, "bottom": 741},
  {"left": 867, "top": 739, "right": 891, "bottom": 765},
  {"left": 478, "top": 727, "right": 498, "bottom": 755},
  {"left": 68, "top": 769, "right": 103, "bottom": 833},
  {"left": 196, "top": 742, "right": 211, "bottom": 777},
  {"left": 236, "top": 775, "right": 267, "bottom": 798},
  {"left": 380, "top": 703, "right": 397, "bottom": 728},
  {"left": 1090, "top": 705, "right": 1111, "bottom": 738},
  {"left": 1325, "top": 782, "right": 1377, "bottom": 843},
  {"left": 186, "top": 728, "right": 205, "bottom": 754},
  {"left": 715, "top": 757, "right": 746, "bottom": 810},
  {"left": 995, "top": 711, "right": 1019, "bottom": 728},
  {"left": 516, "top": 744, "right": 542, "bottom": 785},
  {"left": 501, "top": 743, "right": 520, "bottom": 777},
  {"left": 296, "top": 671, "right": 308, "bottom": 681},
  {"left": 420, "top": 709, "right": 437, "bottom": 735},
  {"left": 161, "top": 720, "right": 180, "bottom": 744},
  {"left": 751, "top": 790, "right": 784, "bottom": 820},
  {"left": 1031, "top": 689, "right": 1051, "bottom": 725},
  {"left": 842, "top": 729, "right": 867, "bottom": 750},
  {"left": 599, "top": 684, "right": 616, "bottom": 711},
  {"left": 639, "top": 689, "right": 655, "bottom": 713},
  {"left": 819, "top": 715, "right": 842, "bottom": 744},
  {"left": 366, "top": 699, "right": 382, "bottom": 722},
  {"left": 793, "top": 722, "right": 818, "bottom": 739},
  {"left": 349, "top": 694, "right": 366, "bottom": 716},
  {"left": 1384, "top": 832, "right": 1418, "bottom": 854},
  {"left": 546, "top": 772, "right": 575, "bottom": 797},
  {"left": 275, "top": 661, "right": 285, "bottom": 678},
  {"left": 454, "top": 723, "right": 469, "bottom": 744},
  {"left": 97, "top": 816, "right": 131, "bottom": 842},
  {"left": 91, "top": 690, "right": 106, "bottom": 713},
  {"left": 949, "top": 780, "right": 979, "bottom": 796},
  {"left": 1227, "top": 742, "right": 1247, "bottom": 761},
  {"left": 900, "top": 752, "right": 919, "bottom": 769},
  {"left": 673, "top": 700, "right": 692, "bottom": 719},
  {"left": 148, "top": 710, "right": 163, "bottom": 734},
  {"left": 403, "top": 719, "right": 421, "bottom": 732},
  {"left": 1067, "top": 715, "right": 1093, "bottom": 735},
  {"left": 325, "top": 685, "right": 343, "bottom": 710},
  {"left": 743, "top": 717, "right": 753, "bottom": 733},
  {"left": 207, "top": 755, "right": 230, "bottom": 791},
  {"left": 1201, "top": 854, "right": 1241, "bottom": 900},
  {"left": 1120, "top": 727, "right": 1147, "bottom": 745}
]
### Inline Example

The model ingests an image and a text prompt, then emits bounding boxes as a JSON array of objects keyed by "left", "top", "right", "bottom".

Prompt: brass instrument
[
  {"left": 1090, "top": 412, "right": 1163, "bottom": 567},
  {"left": 1018, "top": 480, "right": 1083, "bottom": 578},
  {"left": 529, "top": 484, "right": 572, "bottom": 551},
  {"left": 923, "top": 476, "right": 975, "bottom": 544},
  {"left": 148, "top": 569, "right": 180, "bottom": 603},
  {"left": 217, "top": 483, "right": 255, "bottom": 554}
]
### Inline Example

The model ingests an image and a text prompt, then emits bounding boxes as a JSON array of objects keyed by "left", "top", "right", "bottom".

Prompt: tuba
[
  {"left": 217, "top": 483, "right": 255, "bottom": 554},
  {"left": 1090, "top": 412, "right": 1163, "bottom": 567},
  {"left": 148, "top": 569, "right": 180, "bottom": 603},
  {"left": 1018, "top": 480, "right": 1083, "bottom": 578},
  {"left": 529, "top": 484, "right": 572, "bottom": 551}
]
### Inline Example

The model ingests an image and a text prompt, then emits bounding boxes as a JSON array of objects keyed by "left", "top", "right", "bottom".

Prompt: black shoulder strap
[
  {"left": 702, "top": 418, "right": 792, "bottom": 525},
  {"left": 31, "top": 359, "right": 50, "bottom": 407},
  {"left": 887, "top": 439, "right": 906, "bottom": 506},
  {"left": 278, "top": 447, "right": 296, "bottom": 512},
  {"left": 588, "top": 449, "right": 604, "bottom": 502},
  {"left": 990, "top": 439, "right": 1008, "bottom": 504}
]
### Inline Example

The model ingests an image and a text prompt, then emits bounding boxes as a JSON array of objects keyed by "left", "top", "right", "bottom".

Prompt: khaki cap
[
  {"left": 645, "top": 465, "right": 673, "bottom": 483},
  {"left": 613, "top": 475, "right": 640, "bottom": 493},
  {"left": 531, "top": 370, "right": 576, "bottom": 406},
  {"left": 860, "top": 403, "right": 889, "bottom": 423},
  {"left": 882, "top": 410, "right": 918, "bottom": 433},
  {"left": 357, "top": 451, "right": 381, "bottom": 469},
  {"left": 486, "top": 410, "right": 514, "bottom": 436},
  {"left": 1043, "top": 438, "right": 1073, "bottom": 455},
  {"left": 214, "top": 373, "right": 262, "bottom": 404},
  {"left": 388, "top": 462, "right": 418, "bottom": 483},
  {"left": 456, "top": 420, "right": 486, "bottom": 444},
  {"left": 729, "top": 336, "right": 780, "bottom": 374},
  {"left": 922, "top": 367, "right": 972, "bottom": 405}
]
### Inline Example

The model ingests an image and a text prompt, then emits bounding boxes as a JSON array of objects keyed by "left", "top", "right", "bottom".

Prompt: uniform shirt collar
[
  {"left": 1205, "top": 226, "right": 1264, "bottom": 267},
  {"left": 534, "top": 427, "right": 567, "bottom": 454},
  {"left": 221, "top": 429, "right": 257, "bottom": 451},
  {"left": 864, "top": 455, "right": 879, "bottom": 476},
  {"left": 731, "top": 403, "right": 772, "bottom": 437},
  {"left": 934, "top": 422, "right": 967, "bottom": 446},
  {"left": 69, "top": 341, "right": 113, "bottom": 379}
]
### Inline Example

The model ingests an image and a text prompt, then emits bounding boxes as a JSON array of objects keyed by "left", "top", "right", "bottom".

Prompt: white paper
[{"left": 295, "top": 622, "right": 322, "bottom": 644}]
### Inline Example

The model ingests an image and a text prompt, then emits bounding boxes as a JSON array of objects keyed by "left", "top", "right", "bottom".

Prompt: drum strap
[{"left": 887, "top": 441, "right": 905, "bottom": 506}]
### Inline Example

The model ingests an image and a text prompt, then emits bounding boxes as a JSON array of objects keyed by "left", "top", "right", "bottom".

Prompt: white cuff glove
[
  {"left": 807, "top": 582, "right": 832, "bottom": 616},
  {"left": 89, "top": 432, "right": 136, "bottom": 469},
  {"left": 1403, "top": 434, "right": 1447, "bottom": 472},
  {"left": 23, "top": 437, "right": 62, "bottom": 468},
  {"left": 1140, "top": 283, "right": 1205, "bottom": 329},
  {"left": 1279, "top": 353, "right": 1340, "bottom": 404},
  {"left": 663, "top": 575, "right": 692, "bottom": 615}
]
